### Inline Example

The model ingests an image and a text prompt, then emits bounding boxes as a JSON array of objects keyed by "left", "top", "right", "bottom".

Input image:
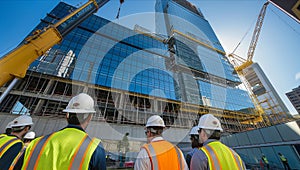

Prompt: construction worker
[
  {"left": 261, "top": 154, "right": 269, "bottom": 170},
  {"left": 118, "top": 132, "right": 130, "bottom": 167},
  {"left": 0, "top": 115, "right": 33, "bottom": 170},
  {"left": 190, "top": 114, "right": 246, "bottom": 170},
  {"left": 278, "top": 153, "right": 290, "bottom": 170},
  {"left": 185, "top": 126, "right": 202, "bottom": 169},
  {"left": 23, "top": 131, "right": 35, "bottom": 148},
  {"left": 134, "top": 115, "right": 188, "bottom": 170},
  {"left": 122, "top": 132, "right": 130, "bottom": 153},
  {"left": 14, "top": 93, "right": 106, "bottom": 170}
]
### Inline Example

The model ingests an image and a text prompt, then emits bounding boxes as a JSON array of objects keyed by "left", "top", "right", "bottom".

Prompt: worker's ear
[
  {"left": 86, "top": 114, "right": 92, "bottom": 123},
  {"left": 81, "top": 114, "right": 92, "bottom": 130},
  {"left": 24, "top": 126, "right": 30, "bottom": 133},
  {"left": 66, "top": 113, "right": 69, "bottom": 119}
]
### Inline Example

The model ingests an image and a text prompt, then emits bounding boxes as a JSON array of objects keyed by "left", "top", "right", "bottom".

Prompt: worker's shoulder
[
  {"left": 192, "top": 148, "right": 207, "bottom": 160},
  {"left": 91, "top": 136, "right": 102, "bottom": 145}
]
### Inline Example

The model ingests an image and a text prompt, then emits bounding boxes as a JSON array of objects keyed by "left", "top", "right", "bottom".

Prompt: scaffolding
[{"left": 0, "top": 69, "right": 281, "bottom": 133}]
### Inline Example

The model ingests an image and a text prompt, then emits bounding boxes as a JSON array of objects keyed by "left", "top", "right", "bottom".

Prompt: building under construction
[
  {"left": 243, "top": 62, "right": 292, "bottom": 124},
  {"left": 0, "top": 0, "right": 298, "bottom": 168},
  {"left": 0, "top": 0, "right": 267, "bottom": 131}
]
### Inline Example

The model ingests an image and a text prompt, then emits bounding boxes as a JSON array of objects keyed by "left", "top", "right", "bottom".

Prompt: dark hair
[
  {"left": 24, "top": 139, "right": 33, "bottom": 143},
  {"left": 5, "top": 128, "right": 12, "bottom": 135},
  {"left": 190, "top": 135, "right": 201, "bottom": 148},
  {"left": 11, "top": 125, "right": 31, "bottom": 133},
  {"left": 67, "top": 113, "right": 80, "bottom": 125}
]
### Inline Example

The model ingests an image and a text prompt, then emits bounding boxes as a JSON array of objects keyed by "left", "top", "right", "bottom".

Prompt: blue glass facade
[
  {"left": 155, "top": 0, "right": 255, "bottom": 113},
  {"left": 174, "top": 35, "right": 240, "bottom": 82},
  {"left": 198, "top": 81, "right": 254, "bottom": 113},
  {"left": 164, "top": 1, "right": 224, "bottom": 51},
  {"left": 29, "top": 2, "right": 179, "bottom": 101},
  {"left": 26, "top": 0, "right": 255, "bottom": 117}
]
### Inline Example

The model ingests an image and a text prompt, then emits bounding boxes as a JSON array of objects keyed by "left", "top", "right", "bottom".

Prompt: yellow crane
[
  {"left": 0, "top": 0, "right": 126, "bottom": 103},
  {"left": 228, "top": 2, "right": 269, "bottom": 125},
  {"left": 0, "top": 0, "right": 112, "bottom": 87}
]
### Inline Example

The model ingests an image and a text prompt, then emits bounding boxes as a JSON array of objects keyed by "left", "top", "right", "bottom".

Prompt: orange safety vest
[
  {"left": 201, "top": 141, "right": 245, "bottom": 170},
  {"left": 21, "top": 128, "right": 100, "bottom": 170},
  {"left": 142, "top": 140, "right": 184, "bottom": 170}
]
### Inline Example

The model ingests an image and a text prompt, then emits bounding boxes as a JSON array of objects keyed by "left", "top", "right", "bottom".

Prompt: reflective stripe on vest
[
  {"left": 0, "top": 136, "right": 22, "bottom": 157},
  {"left": 201, "top": 141, "right": 245, "bottom": 170},
  {"left": 22, "top": 128, "right": 100, "bottom": 170},
  {"left": 262, "top": 156, "right": 269, "bottom": 164},
  {"left": 0, "top": 134, "right": 7, "bottom": 138},
  {"left": 9, "top": 147, "right": 26, "bottom": 170},
  {"left": 147, "top": 144, "right": 159, "bottom": 170},
  {"left": 279, "top": 155, "right": 286, "bottom": 162},
  {"left": 174, "top": 146, "right": 183, "bottom": 169},
  {"left": 69, "top": 136, "right": 97, "bottom": 170},
  {"left": 23, "top": 134, "right": 53, "bottom": 169},
  {"left": 142, "top": 140, "right": 184, "bottom": 170}
]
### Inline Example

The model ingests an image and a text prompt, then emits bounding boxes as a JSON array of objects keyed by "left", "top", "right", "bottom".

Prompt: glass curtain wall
[{"left": 155, "top": 0, "right": 255, "bottom": 114}]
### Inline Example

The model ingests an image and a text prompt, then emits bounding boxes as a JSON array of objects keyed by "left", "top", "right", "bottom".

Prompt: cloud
[{"left": 296, "top": 72, "right": 300, "bottom": 80}]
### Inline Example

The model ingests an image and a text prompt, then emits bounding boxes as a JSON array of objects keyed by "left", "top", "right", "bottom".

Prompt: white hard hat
[
  {"left": 11, "top": 115, "right": 33, "bottom": 127},
  {"left": 189, "top": 126, "right": 199, "bottom": 135},
  {"left": 63, "top": 93, "right": 96, "bottom": 113},
  {"left": 24, "top": 131, "right": 36, "bottom": 139},
  {"left": 5, "top": 121, "right": 13, "bottom": 129},
  {"left": 146, "top": 115, "right": 165, "bottom": 127},
  {"left": 198, "top": 114, "right": 223, "bottom": 132}
]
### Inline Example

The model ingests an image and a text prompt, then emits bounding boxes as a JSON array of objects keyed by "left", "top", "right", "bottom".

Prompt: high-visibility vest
[
  {"left": 262, "top": 156, "right": 269, "bottom": 164},
  {"left": 142, "top": 140, "right": 184, "bottom": 170},
  {"left": 0, "top": 133, "right": 7, "bottom": 138},
  {"left": 21, "top": 128, "right": 101, "bottom": 170},
  {"left": 279, "top": 155, "right": 287, "bottom": 162},
  {"left": 0, "top": 135, "right": 23, "bottom": 158},
  {"left": 201, "top": 141, "right": 245, "bottom": 170}
]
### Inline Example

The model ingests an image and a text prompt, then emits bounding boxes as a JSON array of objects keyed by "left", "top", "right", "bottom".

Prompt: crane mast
[
  {"left": 247, "top": 2, "right": 269, "bottom": 62},
  {"left": 228, "top": 2, "right": 270, "bottom": 124},
  {"left": 234, "top": 2, "right": 269, "bottom": 72}
]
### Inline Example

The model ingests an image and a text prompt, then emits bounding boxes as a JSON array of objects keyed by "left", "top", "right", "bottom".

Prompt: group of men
[
  {"left": 0, "top": 93, "right": 106, "bottom": 170},
  {"left": 261, "top": 152, "right": 291, "bottom": 170},
  {"left": 0, "top": 92, "right": 257, "bottom": 170},
  {"left": 0, "top": 114, "right": 36, "bottom": 170}
]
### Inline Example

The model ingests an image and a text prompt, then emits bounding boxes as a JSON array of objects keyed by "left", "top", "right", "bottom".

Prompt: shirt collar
[
  {"left": 203, "top": 139, "right": 217, "bottom": 145},
  {"left": 63, "top": 124, "right": 85, "bottom": 132},
  {"left": 8, "top": 134, "right": 19, "bottom": 139},
  {"left": 151, "top": 136, "right": 164, "bottom": 142}
]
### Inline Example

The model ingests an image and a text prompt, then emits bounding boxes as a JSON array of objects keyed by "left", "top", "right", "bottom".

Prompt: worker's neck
[
  {"left": 11, "top": 131, "right": 24, "bottom": 139},
  {"left": 147, "top": 134, "right": 162, "bottom": 143}
]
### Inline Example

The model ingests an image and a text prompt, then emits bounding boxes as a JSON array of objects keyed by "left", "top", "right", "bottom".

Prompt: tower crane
[{"left": 228, "top": 2, "right": 270, "bottom": 125}]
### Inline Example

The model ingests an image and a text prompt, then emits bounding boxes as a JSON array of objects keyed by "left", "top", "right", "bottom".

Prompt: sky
[{"left": 0, "top": 0, "right": 299, "bottom": 115}]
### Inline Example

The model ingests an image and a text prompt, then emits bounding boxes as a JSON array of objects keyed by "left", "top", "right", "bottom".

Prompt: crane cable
[
  {"left": 233, "top": 3, "right": 300, "bottom": 55},
  {"left": 231, "top": 16, "right": 258, "bottom": 55},
  {"left": 116, "top": 0, "right": 125, "bottom": 19},
  {"left": 269, "top": 8, "right": 300, "bottom": 37}
]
